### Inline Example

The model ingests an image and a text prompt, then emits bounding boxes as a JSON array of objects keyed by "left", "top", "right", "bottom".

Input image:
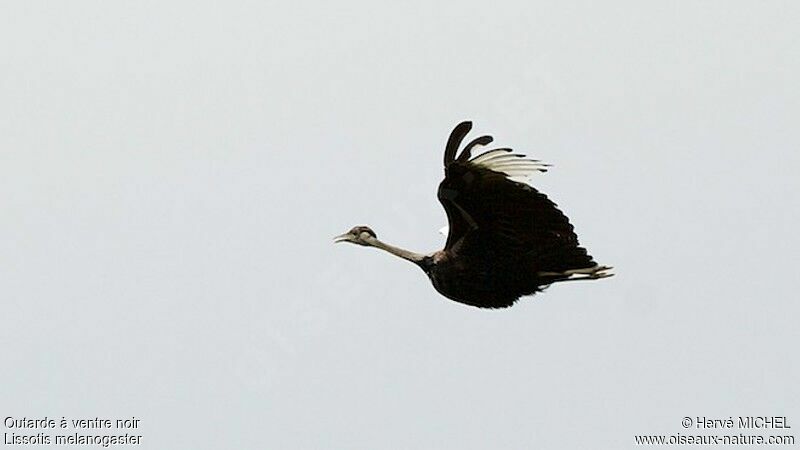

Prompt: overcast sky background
[{"left": 1, "top": 1, "right": 798, "bottom": 449}]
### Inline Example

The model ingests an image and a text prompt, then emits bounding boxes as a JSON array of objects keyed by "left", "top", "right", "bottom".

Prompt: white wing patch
[{"left": 470, "top": 147, "right": 550, "bottom": 180}]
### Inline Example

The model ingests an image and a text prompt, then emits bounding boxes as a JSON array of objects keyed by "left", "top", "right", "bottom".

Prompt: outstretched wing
[{"left": 437, "top": 122, "right": 595, "bottom": 274}]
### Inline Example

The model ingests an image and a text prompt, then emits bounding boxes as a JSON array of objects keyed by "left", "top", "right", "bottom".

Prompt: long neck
[{"left": 365, "top": 236, "right": 426, "bottom": 266}]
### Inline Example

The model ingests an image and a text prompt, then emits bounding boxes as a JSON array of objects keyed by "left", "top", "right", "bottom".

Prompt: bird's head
[{"left": 333, "top": 226, "right": 377, "bottom": 246}]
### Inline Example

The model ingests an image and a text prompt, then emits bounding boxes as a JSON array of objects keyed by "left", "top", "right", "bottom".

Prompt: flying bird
[{"left": 335, "top": 121, "right": 612, "bottom": 308}]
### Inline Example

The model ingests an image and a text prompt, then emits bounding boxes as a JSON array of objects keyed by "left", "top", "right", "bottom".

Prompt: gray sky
[{"left": 1, "top": 1, "right": 798, "bottom": 449}]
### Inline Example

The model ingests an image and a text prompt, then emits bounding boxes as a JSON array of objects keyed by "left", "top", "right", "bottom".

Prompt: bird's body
[{"left": 335, "top": 122, "right": 611, "bottom": 308}]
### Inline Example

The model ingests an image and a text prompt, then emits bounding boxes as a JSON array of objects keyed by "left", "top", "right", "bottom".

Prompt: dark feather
[
  {"left": 443, "top": 121, "right": 472, "bottom": 167},
  {"left": 456, "top": 135, "right": 494, "bottom": 162}
]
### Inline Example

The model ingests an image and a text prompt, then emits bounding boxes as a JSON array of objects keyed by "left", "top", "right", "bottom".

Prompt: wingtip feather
[{"left": 444, "top": 121, "right": 473, "bottom": 167}]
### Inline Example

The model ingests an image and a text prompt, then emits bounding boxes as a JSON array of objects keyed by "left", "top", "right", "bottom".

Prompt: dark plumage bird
[{"left": 335, "top": 121, "right": 612, "bottom": 308}]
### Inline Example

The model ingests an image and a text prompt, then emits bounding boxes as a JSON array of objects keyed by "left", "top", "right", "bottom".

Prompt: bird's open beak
[{"left": 333, "top": 233, "right": 353, "bottom": 244}]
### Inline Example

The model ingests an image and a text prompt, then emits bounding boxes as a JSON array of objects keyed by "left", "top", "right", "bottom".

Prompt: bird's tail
[
  {"left": 534, "top": 244, "right": 596, "bottom": 273},
  {"left": 531, "top": 245, "right": 611, "bottom": 282}
]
